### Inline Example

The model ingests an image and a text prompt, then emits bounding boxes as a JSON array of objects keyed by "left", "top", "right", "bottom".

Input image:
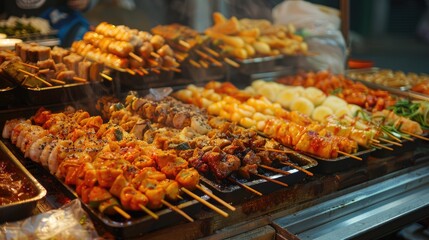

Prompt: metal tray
[
  {"left": 370, "top": 133, "right": 426, "bottom": 159},
  {"left": 200, "top": 150, "right": 317, "bottom": 204},
  {"left": 309, "top": 148, "right": 375, "bottom": 174},
  {"left": 20, "top": 82, "right": 106, "bottom": 106},
  {"left": 347, "top": 69, "right": 429, "bottom": 102},
  {"left": 234, "top": 55, "right": 284, "bottom": 75},
  {"left": 116, "top": 69, "right": 180, "bottom": 90},
  {"left": 1, "top": 137, "right": 209, "bottom": 239},
  {"left": 0, "top": 141, "right": 46, "bottom": 223},
  {"left": 180, "top": 62, "right": 226, "bottom": 83}
]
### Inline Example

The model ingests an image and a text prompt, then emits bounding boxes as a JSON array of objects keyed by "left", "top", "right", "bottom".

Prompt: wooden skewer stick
[
  {"left": 383, "top": 130, "right": 402, "bottom": 142},
  {"left": 199, "top": 60, "right": 209, "bottom": 68},
  {"left": 337, "top": 150, "right": 362, "bottom": 161},
  {"left": 372, "top": 143, "right": 394, "bottom": 151},
  {"left": 113, "top": 206, "right": 131, "bottom": 219},
  {"left": 49, "top": 78, "right": 66, "bottom": 85},
  {"left": 139, "top": 204, "right": 159, "bottom": 220},
  {"left": 378, "top": 137, "right": 403, "bottom": 146},
  {"left": 203, "top": 46, "right": 220, "bottom": 58},
  {"left": 18, "top": 69, "right": 52, "bottom": 87},
  {"left": 251, "top": 172, "right": 289, "bottom": 188},
  {"left": 161, "top": 199, "right": 194, "bottom": 222},
  {"left": 72, "top": 76, "right": 88, "bottom": 82},
  {"left": 129, "top": 52, "right": 143, "bottom": 63},
  {"left": 176, "top": 195, "right": 183, "bottom": 200},
  {"left": 195, "top": 184, "right": 236, "bottom": 211},
  {"left": 21, "top": 62, "right": 39, "bottom": 70},
  {"left": 126, "top": 68, "right": 136, "bottom": 75},
  {"left": 224, "top": 57, "right": 240, "bottom": 68},
  {"left": 371, "top": 139, "right": 380, "bottom": 144},
  {"left": 189, "top": 59, "right": 201, "bottom": 68},
  {"left": 38, "top": 68, "right": 50, "bottom": 74},
  {"left": 195, "top": 49, "right": 210, "bottom": 59},
  {"left": 256, "top": 148, "right": 294, "bottom": 154},
  {"left": 259, "top": 164, "right": 292, "bottom": 175},
  {"left": 170, "top": 68, "right": 181, "bottom": 73},
  {"left": 100, "top": 72, "right": 113, "bottom": 81},
  {"left": 279, "top": 161, "right": 313, "bottom": 176},
  {"left": 181, "top": 187, "right": 229, "bottom": 218},
  {"left": 401, "top": 130, "right": 429, "bottom": 141},
  {"left": 151, "top": 68, "right": 161, "bottom": 74},
  {"left": 179, "top": 40, "right": 191, "bottom": 49},
  {"left": 151, "top": 52, "right": 161, "bottom": 59},
  {"left": 227, "top": 177, "right": 262, "bottom": 196},
  {"left": 139, "top": 67, "right": 149, "bottom": 75},
  {"left": 399, "top": 134, "right": 414, "bottom": 141}
]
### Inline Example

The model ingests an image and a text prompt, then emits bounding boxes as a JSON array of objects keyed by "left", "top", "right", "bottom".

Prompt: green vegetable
[
  {"left": 388, "top": 99, "right": 429, "bottom": 129},
  {"left": 114, "top": 129, "right": 123, "bottom": 141}
]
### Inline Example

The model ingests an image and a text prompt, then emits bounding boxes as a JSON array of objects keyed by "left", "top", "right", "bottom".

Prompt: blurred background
[{"left": 83, "top": 0, "right": 429, "bottom": 73}]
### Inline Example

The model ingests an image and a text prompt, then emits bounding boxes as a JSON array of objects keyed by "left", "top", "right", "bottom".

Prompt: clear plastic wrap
[
  {"left": 273, "top": 0, "right": 347, "bottom": 74},
  {"left": 0, "top": 199, "right": 100, "bottom": 240}
]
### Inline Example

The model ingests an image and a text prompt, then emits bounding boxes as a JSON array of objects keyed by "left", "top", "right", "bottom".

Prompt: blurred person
[{"left": 0, "top": 0, "right": 98, "bottom": 47}]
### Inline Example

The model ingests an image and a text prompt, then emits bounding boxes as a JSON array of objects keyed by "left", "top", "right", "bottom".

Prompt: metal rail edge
[{"left": 272, "top": 160, "right": 429, "bottom": 240}]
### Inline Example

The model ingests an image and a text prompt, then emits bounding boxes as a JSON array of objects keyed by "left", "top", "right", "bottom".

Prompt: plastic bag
[
  {"left": 273, "top": 0, "right": 347, "bottom": 74},
  {"left": 0, "top": 199, "right": 100, "bottom": 240}
]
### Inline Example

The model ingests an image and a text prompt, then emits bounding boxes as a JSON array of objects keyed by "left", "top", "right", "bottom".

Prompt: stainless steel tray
[
  {"left": 1, "top": 137, "right": 210, "bottom": 238},
  {"left": 0, "top": 141, "right": 46, "bottom": 223},
  {"left": 200, "top": 149, "right": 317, "bottom": 204},
  {"left": 309, "top": 148, "right": 375, "bottom": 174}
]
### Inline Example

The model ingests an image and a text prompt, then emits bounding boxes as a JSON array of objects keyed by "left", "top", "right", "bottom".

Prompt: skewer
[
  {"left": 18, "top": 69, "right": 52, "bottom": 87},
  {"left": 151, "top": 68, "right": 161, "bottom": 74},
  {"left": 151, "top": 52, "right": 161, "bottom": 59},
  {"left": 208, "top": 56, "right": 222, "bottom": 67},
  {"left": 227, "top": 177, "right": 262, "bottom": 196},
  {"left": 170, "top": 68, "right": 181, "bottom": 73},
  {"left": 179, "top": 40, "right": 191, "bottom": 49},
  {"left": 199, "top": 60, "right": 209, "bottom": 68},
  {"left": 371, "top": 139, "right": 380, "bottom": 144},
  {"left": 126, "top": 68, "right": 136, "bottom": 75},
  {"left": 337, "top": 150, "right": 362, "bottom": 161},
  {"left": 38, "top": 68, "right": 50, "bottom": 74},
  {"left": 224, "top": 57, "right": 240, "bottom": 68},
  {"left": 195, "top": 49, "right": 210, "bottom": 59},
  {"left": 259, "top": 164, "right": 292, "bottom": 175},
  {"left": 195, "top": 184, "right": 236, "bottom": 211},
  {"left": 49, "top": 78, "right": 66, "bottom": 85},
  {"left": 203, "top": 46, "right": 220, "bottom": 58},
  {"left": 21, "top": 62, "right": 39, "bottom": 70},
  {"left": 371, "top": 143, "right": 394, "bottom": 151},
  {"left": 134, "top": 68, "right": 144, "bottom": 76},
  {"left": 382, "top": 130, "right": 402, "bottom": 142},
  {"left": 139, "top": 204, "right": 160, "bottom": 220},
  {"left": 256, "top": 148, "right": 294, "bottom": 154},
  {"left": 189, "top": 59, "right": 201, "bottom": 68},
  {"left": 100, "top": 72, "right": 113, "bottom": 81},
  {"left": 181, "top": 187, "right": 229, "bottom": 218},
  {"left": 129, "top": 52, "right": 143, "bottom": 63},
  {"left": 113, "top": 206, "right": 131, "bottom": 219},
  {"left": 161, "top": 199, "right": 194, "bottom": 222},
  {"left": 378, "top": 137, "right": 403, "bottom": 146},
  {"left": 401, "top": 130, "right": 429, "bottom": 141},
  {"left": 279, "top": 161, "right": 313, "bottom": 176},
  {"left": 399, "top": 134, "right": 414, "bottom": 141},
  {"left": 72, "top": 76, "right": 88, "bottom": 82},
  {"left": 139, "top": 67, "right": 149, "bottom": 75},
  {"left": 251, "top": 172, "right": 289, "bottom": 188}
]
